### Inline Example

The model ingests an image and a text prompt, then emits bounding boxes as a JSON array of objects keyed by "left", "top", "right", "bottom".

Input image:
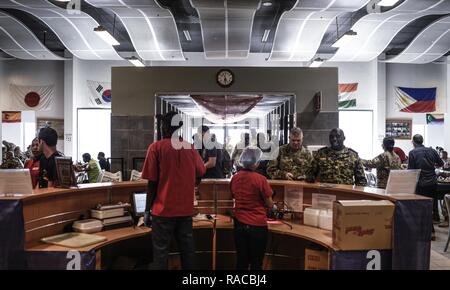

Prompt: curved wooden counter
[{"left": 0, "top": 179, "right": 432, "bottom": 270}]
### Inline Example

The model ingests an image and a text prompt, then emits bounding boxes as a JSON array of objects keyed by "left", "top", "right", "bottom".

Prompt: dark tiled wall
[
  {"left": 111, "top": 116, "right": 154, "bottom": 180},
  {"left": 298, "top": 112, "right": 339, "bottom": 147}
]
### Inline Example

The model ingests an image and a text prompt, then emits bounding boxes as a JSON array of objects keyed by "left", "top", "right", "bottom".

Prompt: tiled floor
[{"left": 430, "top": 226, "right": 450, "bottom": 270}]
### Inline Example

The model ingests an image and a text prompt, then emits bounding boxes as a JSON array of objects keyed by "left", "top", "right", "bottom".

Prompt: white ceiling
[{"left": 0, "top": 0, "right": 449, "bottom": 64}]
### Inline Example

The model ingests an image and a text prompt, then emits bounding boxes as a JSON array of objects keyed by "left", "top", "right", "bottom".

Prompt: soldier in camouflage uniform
[
  {"left": 306, "top": 128, "right": 367, "bottom": 186},
  {"left": 0, "top": 151, "right": 24, "bottom": 169},
  {"left": 362, "top": 137, "right": 401, "bottom": 189},
  {"left": 267, "top": 127, "right": 312, "bottom": 180}
]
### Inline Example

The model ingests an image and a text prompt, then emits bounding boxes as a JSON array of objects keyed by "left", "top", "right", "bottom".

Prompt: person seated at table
[
  {"left": 440, "top": 151, "right": 450, "bottom": 171},
  {"left": 77, "top": 153, "right": 101, "bottom": 183},
  {"left": 230, "top": 147, "right": 276, "bottom": 270},
  {"left": 24, "top": 138, "right": 42, "bottom": 188}
]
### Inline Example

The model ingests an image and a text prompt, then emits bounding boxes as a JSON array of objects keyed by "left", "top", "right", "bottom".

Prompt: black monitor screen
[{"left": 133, "top": 192, "right": 147, "bottom": 216}]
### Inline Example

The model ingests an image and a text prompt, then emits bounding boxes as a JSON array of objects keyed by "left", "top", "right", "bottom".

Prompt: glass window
[{"left": 77, "top": 109, "right": 111, "bottom": 162}]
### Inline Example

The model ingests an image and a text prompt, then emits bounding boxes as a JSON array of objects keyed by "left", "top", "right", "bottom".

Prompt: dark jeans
[
  {"left": 151, "top": 215, "right": 195, "bottom": 270},
  {"left": 233, "top": 218, "right": 268, "bottom": 270},
  {"left": 416, "top": 183, "right": 437, "bottom": 234}
]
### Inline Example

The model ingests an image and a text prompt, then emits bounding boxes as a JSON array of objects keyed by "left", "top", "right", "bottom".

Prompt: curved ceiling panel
[
  {"left": 0, "top": 0, "right": 122, "bottom": 60},
  {"left": 190, "top": 0, "right": 261, "bottom": 59},
  {"left": 329, "top": 0, "right": 450, "bottom": 62},
  {"left": 270, "top": 0, "right": 369, "bottom": 62},
  {"left": 385, "top": 16, "right": 450, "bottom": 64},
  {"left": 0, "top": 11, "right": 64, "bottom": 60},
  {"left": 85, "top": 0, "right": 184, "bottom": 61}
]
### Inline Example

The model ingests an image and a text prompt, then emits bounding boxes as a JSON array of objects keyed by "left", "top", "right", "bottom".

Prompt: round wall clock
[{"left": 216, "top": 69, "right": 234, "bottom": 88}]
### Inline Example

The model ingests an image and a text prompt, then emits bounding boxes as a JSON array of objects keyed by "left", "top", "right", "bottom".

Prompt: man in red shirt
[
  {"left": 24, "top": 138, "right": 41, "bottom": 189},
  {"left": 141, "top": 111, "right": 205, "bottom": 270},
  {"left": 230, "top": 147, "right": 275, "bottom": 270}
]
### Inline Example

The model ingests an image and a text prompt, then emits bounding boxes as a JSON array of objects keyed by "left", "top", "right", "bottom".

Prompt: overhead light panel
[
  {"left": 332, "top": 30, "right": 357, "bottom": 48},
  {"left": 377, "top": 0, "right": 400, "bottom": 6},
  {"left": 309, "top": 57, "right": 324, "bottom": 68},
  {"left": 183, "top": 30, "right": 192, "bottom": 42},
  {"left": 262, "top": 2, "right": 272, "bottom": 7},
  {"left": 94, "top": 25, "right": 120, "bottom": 46},
  {"left": 262, "top": 29, "right": 270, "bottom": 43},
  {"left": 128, "top": 56, "right": 145, "bottom": 67}
]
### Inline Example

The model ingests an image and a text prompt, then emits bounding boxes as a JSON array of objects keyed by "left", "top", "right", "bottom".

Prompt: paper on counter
[
  {"left": 284, "top": 185, "right": 304, "bottom": 212},
  {"left": 312, "top": 193, "right": 336, "bottom": 210},
  {"left": 0, "top": 169, "right": 33, "bottom": 196},
  {"left": 385, "top": 169, "right": 420, "bottom": 195}
]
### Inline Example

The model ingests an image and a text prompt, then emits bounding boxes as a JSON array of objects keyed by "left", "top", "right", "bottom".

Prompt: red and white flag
[{"left": 9, "top": 84, "right": 54, "bottom": 111}]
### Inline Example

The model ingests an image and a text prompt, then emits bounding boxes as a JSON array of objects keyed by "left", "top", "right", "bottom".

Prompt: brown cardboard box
[
  {"left": 305, "top": 249, "right": 329, "bottom": 270},
  {"left": 332, "top": 200, "right": 395, "bottom": 250}
]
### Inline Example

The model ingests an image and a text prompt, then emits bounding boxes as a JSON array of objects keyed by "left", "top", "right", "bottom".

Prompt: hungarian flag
[
  {"left": 2, "top": 111, "right": 21, "bottom": 123},
  {"left": 9, "top": 84, "right": 53, "bottom": 111},
  {"left": 395, "top": 87, "right": 436, "bottom": 113},
  {"left": 338, "top": 83, "right": 357, "bottom": 109},
  {"left": 87, "top": 80, "right": 112, "bottom": 107},
  {"left": 426, "top": 113, "right": 444, "bottom": 125}
]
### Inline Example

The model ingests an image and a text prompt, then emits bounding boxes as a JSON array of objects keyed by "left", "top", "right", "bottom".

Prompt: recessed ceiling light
[
  {"left": 183, "top": 30, "right": 192, "bottom": 42},
  {"left": 94, "top": 25, "right": 120, "bottom": 46},
  {"left": 128, "top": 56, "right": 145, "bottom": 67},
  {"left": 262, "top": 2, "right": 272, "bottom": 7},
  {"left": 262, "top": 29, "right": 270, "bottom": 43},
  {"left": 309, "top": 57, "right": 324, "bottom": 68},
  {"left": 377, "top": 0, "right": 400, "bottom": 6}
]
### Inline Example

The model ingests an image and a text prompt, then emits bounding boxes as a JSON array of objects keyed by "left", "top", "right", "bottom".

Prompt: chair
[
  {"left": 101, "top": 171, "right": 122, "bottom": 183},
  {"left": 96, "top": 170, "right": 105, "bottom": 183},
  {"left": 129, "top": 170, "right": 142, "bottom": 181},
  {"left": 444, "top": 194, "right": 450, "bottom": 252}
]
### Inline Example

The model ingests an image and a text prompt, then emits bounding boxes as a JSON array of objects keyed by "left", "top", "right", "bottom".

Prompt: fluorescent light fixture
[
  {"left": 262, "top": 29, "right": 270, "bottom": 43},
  {"left": 183, "top": 30, "right": 192, "bottom": 42},
  {"left": 94, "top": 25, "right": 120, "bottom": 46},
  {"left": 332, "top": 30, "right": 357, "bottom": 48},
  {"left": 262, "top": 2, "right": 272, "bottom": 7},
  {"left": 128, "top": 56, "right": 145, "bottom": 67},
  {"left": 377, "top": 0, "right": 400, "bottom": 6},
  {"left": 309, "top": 57, "right": 324, "bottom": 68}
]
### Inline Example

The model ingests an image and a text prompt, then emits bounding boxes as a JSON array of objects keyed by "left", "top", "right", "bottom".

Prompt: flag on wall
[
  {"left": 426, "top": 113, "right": 444, "bottom": 125},
  {"left": 87, "top": 80, "right": 112, "bottom": 107},
  {"left": 2, "top": 111, "right": 21, "bottom": 123},
  {"left": 395, "top": 87, "right": 436, "bottom": 113},
  {"left": 9, "top": 84, "right": 54, "bottom": 111},
  {"left": 338, "top": 83, "right": 357, "bottom": 109}
]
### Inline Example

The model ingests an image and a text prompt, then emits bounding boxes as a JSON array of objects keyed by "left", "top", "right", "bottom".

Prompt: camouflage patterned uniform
[
  {"left": 307, "top": 147, "right": 367, "bottom": 186},
  {"left": 267, "top": 144, "right": 313, "bottom": 180},
  {"left": 0, "top": 156, "right": 24, "bottom": 169},
  {"left": 362, "top": 151, "right": 401, "bottom": 189}
]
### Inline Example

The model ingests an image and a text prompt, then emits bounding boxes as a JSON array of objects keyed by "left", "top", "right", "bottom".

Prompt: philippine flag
[{"left": 395, "top": 87, "right": 436, "bottom": 113}]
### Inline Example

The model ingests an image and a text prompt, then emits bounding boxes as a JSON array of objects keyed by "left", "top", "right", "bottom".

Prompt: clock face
[{"left": 217, "top": 69, "right": 234, "bottom": 87}]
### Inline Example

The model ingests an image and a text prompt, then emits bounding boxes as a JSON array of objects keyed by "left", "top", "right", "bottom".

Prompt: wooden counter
[{"left": 0, "top": 179, "right": 432, "bottom": 270}]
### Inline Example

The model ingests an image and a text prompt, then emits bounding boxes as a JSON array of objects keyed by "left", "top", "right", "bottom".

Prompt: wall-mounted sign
[{"left": 385, "top": 119, "right": 412, "bottom": 140}]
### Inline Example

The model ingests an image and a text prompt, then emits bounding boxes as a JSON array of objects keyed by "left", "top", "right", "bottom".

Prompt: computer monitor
[
  {"left": 132, "top": 192, "right": 147, "bottom": 217},
  {"left": 0, "top": 169, "right": 33, "bottom": 196}
]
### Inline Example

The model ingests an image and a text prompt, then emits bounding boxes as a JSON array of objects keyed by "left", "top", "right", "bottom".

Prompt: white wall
[{"left": 386, "top": 63, "right": 447, "bottom": 153}]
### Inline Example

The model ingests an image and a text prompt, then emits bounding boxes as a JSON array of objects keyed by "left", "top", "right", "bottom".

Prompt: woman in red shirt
[
  {"left": 24, "top": 138, "right": 41, "bottom": 189},
  {"left": 230, "top": 147, "right": 276, "bottom": 270}
]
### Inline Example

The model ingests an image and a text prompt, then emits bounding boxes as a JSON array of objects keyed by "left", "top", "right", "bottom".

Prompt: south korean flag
[{"left": 87, "top": 80, "right": 112, "bottom": 108}]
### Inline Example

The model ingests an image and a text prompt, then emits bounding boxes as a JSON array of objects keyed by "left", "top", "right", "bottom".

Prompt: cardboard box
[
  {"left": 305, "top": 249, "right": 329, "bottom": 270},
  {"left": 332, "top": 200, "right": 395, "bottom": 251}
]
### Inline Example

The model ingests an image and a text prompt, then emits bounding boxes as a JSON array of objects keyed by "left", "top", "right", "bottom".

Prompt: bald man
[{"left": 306, "top": 128, "right": 367, "bottom": 186}]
